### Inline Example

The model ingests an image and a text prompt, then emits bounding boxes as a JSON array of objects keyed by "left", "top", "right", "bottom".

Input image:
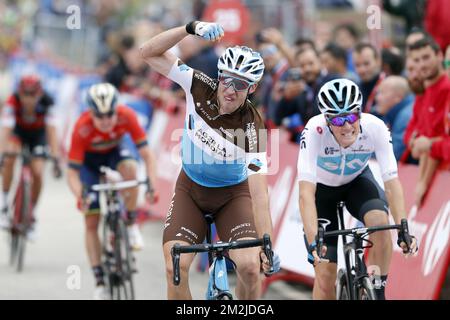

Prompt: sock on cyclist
[
  {"left": 92, "top": 265, "right": 105, "bottom": 286},
  {"left": 373, "top": 274, "right": 388, "bottom": 300},
  {"left": 126, "top": 210, "right": 137, "bottom": 225}
]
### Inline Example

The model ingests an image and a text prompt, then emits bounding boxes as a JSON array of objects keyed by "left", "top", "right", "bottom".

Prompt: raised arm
[{"left": 139, "top": 21, "right": 224, "bottom": 76}]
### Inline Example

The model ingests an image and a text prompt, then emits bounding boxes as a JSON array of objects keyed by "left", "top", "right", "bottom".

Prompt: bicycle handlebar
[
  {"left": 322, "top": 222, "right": 402, "bottom": 238},
  {"left": 91, "top": 179, "right": 147, "bottom": 192},
  {"left": 171, "top": 234, "right": 273, "bottom": 286}
]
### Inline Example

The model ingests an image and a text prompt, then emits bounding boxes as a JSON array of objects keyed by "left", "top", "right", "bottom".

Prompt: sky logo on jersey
[
  {"left": 317, "top": 156, "right": 341, "bottom": 175},
  {"left": 248, "top": 158, "right": 263, "bottom": 172},
  {"left": 178, "top": 64, "right": 190, "bottom": 72},
  {"left": 343, "top": 153, "right": 371, "bottom": 175}
]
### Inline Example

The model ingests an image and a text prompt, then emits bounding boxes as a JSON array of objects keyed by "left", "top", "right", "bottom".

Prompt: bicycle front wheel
[
  {"left": 11, "top": 178, "right": 31, "bottom": 272},
  {"left": 107, "top": 219, "right": 135, "bottom": 300},
  {"left": 9, "top": 231, "right": 19, "bottom": 266},
  {"left": 336, "top": 268, "right": 350, "bottom": 300},
  {"left": 358, "top": 277, "right": 377, "bottom": 300}
]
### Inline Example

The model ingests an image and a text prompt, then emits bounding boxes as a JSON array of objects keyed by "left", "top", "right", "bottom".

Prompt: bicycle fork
[{"left": 206, "top": 255, "right": 232, "bottom": 300}]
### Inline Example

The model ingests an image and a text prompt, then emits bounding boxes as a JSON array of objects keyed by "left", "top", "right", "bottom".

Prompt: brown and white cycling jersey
[{"left": 167, "top": 59, "right": 267, "bottom": 187}]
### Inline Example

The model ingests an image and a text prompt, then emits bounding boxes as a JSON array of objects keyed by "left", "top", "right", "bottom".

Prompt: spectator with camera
[{"left": 274, "top": 48, "right": 338, "bottom": 143}]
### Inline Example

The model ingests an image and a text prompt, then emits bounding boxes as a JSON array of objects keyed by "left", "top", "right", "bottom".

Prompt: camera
[{"left": 287, "top": 68, "right": 302, "bottom": 81}]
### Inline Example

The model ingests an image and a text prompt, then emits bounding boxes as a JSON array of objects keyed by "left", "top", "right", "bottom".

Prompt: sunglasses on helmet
[
  {"left": 218, "top": 74, "right": 253, "bottom": 92},
  {"left": 327, "top": 113, "right": 360, "bottom": 127},
  {"left": 93, "top": 111, "right": 115, "bottom": 119}
]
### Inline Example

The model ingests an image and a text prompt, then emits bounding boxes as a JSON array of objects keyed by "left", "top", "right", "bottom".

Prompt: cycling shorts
[
  {"left": 314, "top": 166, "right": 388, "bottom": 263},
  {"left": 163, "top": 169, "right": 258, "bottom": 245},
  {"left": 11, "top": 126, "right": 47, "bottom": 158},
  {"left": 80, "top": 145, "right": 135, "bottom": 215}
]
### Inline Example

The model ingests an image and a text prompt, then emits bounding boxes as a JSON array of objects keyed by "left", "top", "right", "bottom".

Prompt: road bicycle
[
  {"left": 171, "top": 214, "right": 274, "bottom": 300},
  {"left": 317, "top": 202, "right": 410, "bottom": 300},
  {"left": 90, "top": 166, "right": 149, "bottom": 300},
  {"left": 2, "top": 148, "right": 61, "bottom": 272}
]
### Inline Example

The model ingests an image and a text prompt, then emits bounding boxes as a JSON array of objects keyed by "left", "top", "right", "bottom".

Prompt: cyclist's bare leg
[
  {"left": 116, "top": 160, "right": 138, "bottom": 212},
  {"left": 313, "top": 262, "right": 337, "bottom": 300},
  {"left": 30, "top": 158, "right": 45, "bottom": 207},
  {"left": 229, "top": 244, "right": 261, "bottom": 299},
  {"left": 1, "top": 140, "right": 20, "bottom": 196},
  {"left": 363, "top": 210, "right": 392, "bottom": 275},
  {"left": 163, "top": 240, "right": 195, "bottom": 299},
  {"left": 85, "top": 214, "right": 102, "bottom": 267}
]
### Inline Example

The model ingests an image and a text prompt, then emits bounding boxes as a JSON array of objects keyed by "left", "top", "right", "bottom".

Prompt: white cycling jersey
[
  {"left": 167, "top": 59, "right": 268, "bottom": 188},
  {"left": 297, "top": 113, "right": 398, "bottom": 187}
]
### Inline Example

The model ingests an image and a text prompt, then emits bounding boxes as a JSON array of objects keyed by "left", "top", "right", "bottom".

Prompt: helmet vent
[
  {"left": 227, "top": 57, "right": 233, "bottom": 69},
  {"left": 236, "top": 55, "right": 244, "bottom": 69}
]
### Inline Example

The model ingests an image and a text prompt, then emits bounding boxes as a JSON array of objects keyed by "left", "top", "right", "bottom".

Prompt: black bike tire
[
  {"left": 16, "top": 234, "right": 26, "bottom": 272},
  {"left": 9, "top": 183, "right": 22, "bottom": 266},
  {"left": 116, "top": 219, "right": 135, "bottom": 300},
  {"left": 101, "top": 216, "right": 115, "bottom": 299},
  {"left": 16, "top": 180, "right": 32, "bottom": 272},
  {"left": 9, "top": 231, "right": 19, "bottom": 266}
]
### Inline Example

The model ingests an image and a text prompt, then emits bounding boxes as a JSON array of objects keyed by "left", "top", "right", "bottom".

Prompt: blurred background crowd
[{"left": 1, "top": 0, "right": 449, "bottom": 214}]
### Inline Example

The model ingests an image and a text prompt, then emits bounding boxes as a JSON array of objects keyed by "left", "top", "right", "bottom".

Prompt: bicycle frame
[
  {"left": 206, "top": 247, "right": 233, "bottom": 300},
  {"left": 204, "top": 215, "right": 232, "bottom": 300}
]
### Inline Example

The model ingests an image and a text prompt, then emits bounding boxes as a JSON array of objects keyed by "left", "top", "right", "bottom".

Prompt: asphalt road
[{"left": 0, "top": 166, "right": 311, "bottom": 300}]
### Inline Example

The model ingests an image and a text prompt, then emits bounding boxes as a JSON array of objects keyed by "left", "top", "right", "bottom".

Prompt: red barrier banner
[{"left": 387, "top": 165, "right": 450, "bottom": 299}]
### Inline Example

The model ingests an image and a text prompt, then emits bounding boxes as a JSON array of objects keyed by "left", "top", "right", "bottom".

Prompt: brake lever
[
  {"left": 400, "top": 218, "right": 412, "bottom": 253},
  {"left": 262, "top": 234, "right": 274, "bottom": 274},
  {"left": 316, "top": 224, "right": 325, "bottom": 259},
  {"left": 171, "top": 244, "right": 181, "bottom": 285}
]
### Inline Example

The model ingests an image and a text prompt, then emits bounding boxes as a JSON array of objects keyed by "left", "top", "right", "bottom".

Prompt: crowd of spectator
[{"left": 2, "top": 1, "right": 449, "bottom": 208}]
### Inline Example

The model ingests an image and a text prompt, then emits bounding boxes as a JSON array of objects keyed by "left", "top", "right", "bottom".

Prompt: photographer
[{"left": 275, "top": 48, "right": 338, "bottom": 143}]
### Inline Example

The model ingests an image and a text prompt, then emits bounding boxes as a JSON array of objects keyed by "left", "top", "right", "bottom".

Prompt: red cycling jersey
[
  {"left": 68, "top": 105, "right": 147, "bottom": 169},
  {"left": 1, "top": 93, "right": 55, "bottom": 130}
]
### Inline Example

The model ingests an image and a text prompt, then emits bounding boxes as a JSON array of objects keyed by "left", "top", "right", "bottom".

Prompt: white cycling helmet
[
  {"left": 218, "top": 46, "right": 265, "bottom": 83},
  {"left": 317, "top": 78, "right": 363, "bottom": 117},
  {"left": 86, "top": 83, "right": 118, "bottom": 116}
]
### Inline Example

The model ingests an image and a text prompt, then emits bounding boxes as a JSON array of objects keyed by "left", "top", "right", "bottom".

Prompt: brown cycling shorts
[{"left": 162, "top": 169, "right": 258, "bottom": 245}]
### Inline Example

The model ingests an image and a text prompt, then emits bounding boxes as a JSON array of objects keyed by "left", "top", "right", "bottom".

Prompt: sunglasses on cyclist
[
  {"left": 21, "top": 90, "right": 40, "bottom": 97},
  {"left": 327, "top": 113, "right": 360, "bottom": 127},
  {"left": 93, "top": 111, "right": 115, "bottom": 119},
  {"left": 218, "top": 74, "right": 253, "bottom": 92}
]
